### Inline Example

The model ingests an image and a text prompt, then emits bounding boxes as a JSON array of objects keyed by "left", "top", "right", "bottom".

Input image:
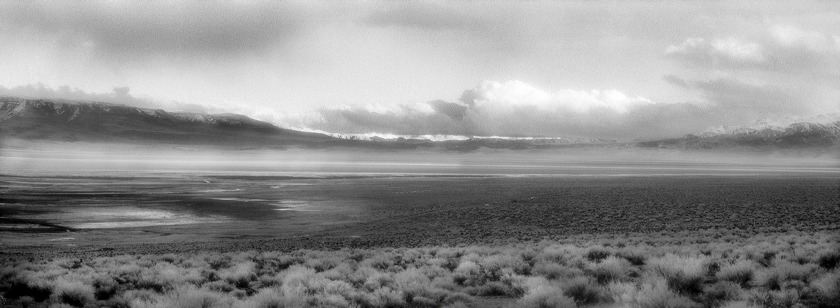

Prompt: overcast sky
[{"left": 1, "top": 1, "right": 838, "bottom": 139}]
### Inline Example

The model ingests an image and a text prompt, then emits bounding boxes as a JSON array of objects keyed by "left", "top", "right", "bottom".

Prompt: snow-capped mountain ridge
[
  {"left": 640, "top": 113, "right": 840, "bottom": 150},
  {"left": 700, "top": 113, "right": 840, "bottom": 137}
]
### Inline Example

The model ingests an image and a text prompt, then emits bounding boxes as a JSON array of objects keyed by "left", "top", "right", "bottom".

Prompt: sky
[{"left": 1, "top": 1, "right": 839, "bottom": 140}]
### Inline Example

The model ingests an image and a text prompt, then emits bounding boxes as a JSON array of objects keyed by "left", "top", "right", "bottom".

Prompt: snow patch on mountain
[{"left": 700, "top": 113, "right": 840, "bottom": 137}]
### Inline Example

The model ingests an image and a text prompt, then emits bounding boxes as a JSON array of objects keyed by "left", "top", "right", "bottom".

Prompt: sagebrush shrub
[
  {"left": 0, "top": 232, "right": 835, "bottom": 308},
  {"left": 515, "top": 277, "right": 577, "bottom": 308},
  {"left": 749, "top": 288, "right": 802, "bottom": 308},
  {"left": 718, "top": 260, "right": 758, "bottom": 287},
  {"left": 753, "top": 260, "right": 817, "bottom": 290},
  {"left": 701, "top": 281, "right": 743, "bottom": 307},
  {"left": 533, "top": 262, "right": 583, "bottom": 280},
  {"left": 585, "top": 248, "right": 612, "bottom": 263},
  {"left": 647, "top": 254, "right": 708, "bottom": 295},
  {"left": 51, "top": 278, "right": 95, "bottom": 308},
  {"left": 631, "top": 276, "right": 702, "bottom": 308},
  {"left": 587, "top": 256, "right": 631, "bottom": 284},
  {"left": 562, "top": 277, "right": 608, "bottom": 305},
  {"left": 816, "top": 250, "right": 840, "bottom": 270},
  {"left": 805, "top": 270, "right": 840, "bottom": 308}
]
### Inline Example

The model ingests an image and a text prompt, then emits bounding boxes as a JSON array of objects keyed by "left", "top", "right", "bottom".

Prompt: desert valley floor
[{"left": 1, "top": 152, "right": 839, "bottom": 308}]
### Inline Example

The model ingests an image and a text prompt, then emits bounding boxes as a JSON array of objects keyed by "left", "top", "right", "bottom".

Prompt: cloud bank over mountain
[
  {"left": 0, "top": 84, "right": 215, "bottom": 114},
  {"left": 297, "top": 81, "right": 707, "bottom": 140},
  {"left": 2, "top": 2, "right": 838, "bottom": 140}
]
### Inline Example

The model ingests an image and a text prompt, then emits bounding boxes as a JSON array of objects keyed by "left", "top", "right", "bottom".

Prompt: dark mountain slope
[
  {"left": 0, "top": 97, "right": 333, "bottom": 147},
  {"left": 638, "top": 121, "right": 840, "bottom": 150}
]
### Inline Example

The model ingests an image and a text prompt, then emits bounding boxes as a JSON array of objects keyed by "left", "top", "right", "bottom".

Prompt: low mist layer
[{"left": 2, "top": 140, "right": 837, "bottom": 178}]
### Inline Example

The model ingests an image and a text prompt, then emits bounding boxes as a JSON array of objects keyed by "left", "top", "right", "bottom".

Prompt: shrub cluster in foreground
[{"left": 1, "top": 231, "right": 838, "bottom": 308}]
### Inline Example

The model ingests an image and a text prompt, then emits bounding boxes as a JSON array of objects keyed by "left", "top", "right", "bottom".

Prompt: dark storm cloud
[
  {"left": 429, "top": 100, "right": 469, "bottom": 120},
  {"left": 0, "top": 2, "right": 308, "bottom": 60}
]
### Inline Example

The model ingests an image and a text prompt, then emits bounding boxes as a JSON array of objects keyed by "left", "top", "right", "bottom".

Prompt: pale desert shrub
[
  {"left": 363, "top": 271, "right": 396, "bottom": 291},
  {"left": 453, "top": 261, "right": 480, "bottom": 286},
  {"left": 219, "top": 261, "right": 257, "bottom": 289},
  {"left": 394, "top": 268, "right": 431, "bottom": 294},
  {"left": 630, "top": 276, "right": 702, "bottom": 308},
  {"left": 514, "top": 277, "right": 577, "bottom": 308},
  {"left": 606, "top": 281, "right": 637, "bottom": 304},
  {"left": 532, "top": 262, "right": 583, "bottom": 280},
  {"left": 463, "top": 280, "right": 518, "bottom": 296},
  {"left": 321, "top": 262, "right": 356, "bottom": 282},
  {"left": 587, "top": 256, "right": 632, "bottom": 284},
  {"left": 537, "top": 245, "right": 585, "bottom": 266},
  {"left": 753, "top": 260, "right": 818, "bottom": 290},
  {"left": 701, "top": 281, "right": 744, "bottom": 307},
  {"left": 0, "top": 232, "right": 834, "bottom": 308},
  {"left": 561, "top": 276, "right": 609, "bottom": 305},
  {"left": 431, "top": 275, "right": 458, "bottom": 291},
  {"left": 615, "top": 248, "right": 648, "bottom": 266},
  {"left": 280, "top": 265, "right": 321, "bottom": 297},
  {"left": 119, "top": 288, "right": 160, "bottom": 305},
  {"left": 278, "top": 265, "right": 358, "bottom": 306},
  {"left": 441, "top": 291, "right": 473, "bottom": 306},
  {"left": 442, "top": 302, "right": 469, "bottom": 308},
  {"left": 50, "top": 278, "right": 95, "bottom": 308},
  {"left": 348, "top": 266, "right": 380, "bottom": 287},
  {"left": 719, "top": 301, "right": 759, "bottom": 308},
  {"left": 133, "top": 285, "right": 230, "bottom": 308},
  {"left": 805, "top": 269, "right": 840, "bottom": 308},
  {"left": 748, "top": 288, "right": 801, "bottom": 308},
  {"left": 92, "top": 275, "right": 119, "bottom": 300},
  {"left": 205, "top": 280, "right": 237, "bottom": 293},
  {"left": 717, "top": 260, "right": 759, "bottom": 287},
  {"left": 351, "top": 287, "right": 405, "bottom": 307},
  {"left": 242, "top": 288, "right": 304, "bottom": 308},
  {"left": 585, "top": 247, "right": 612, "bottom": 263},
  {"left": 479, "top": 254, "right": 529, "bottom": 279},
  {"left": 647, "top": 254, "right": 708, "bottom": 295}
]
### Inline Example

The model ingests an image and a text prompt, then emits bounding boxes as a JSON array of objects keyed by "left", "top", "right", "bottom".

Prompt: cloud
[
  {"left": 665, "top": 25, "right": 840, "bottom": 77},
  {"left": 770, "top": 25, "right": 833, "bottom": 51},
  {"left": 665, "top": 37, "right": 765, "bottom": 66},
  {"left": 664, "top": 76, "right": 807, "bottom": 120},
  {"left": 0, "top": 1, "right": 309, "bottom": 61},
  {"left": 296, "top": 80, "right": 716, "bottom": 140},
  {"left": 301, "top": 76, "right": 840, "bottom": 140},
  {"left": 0, "top": 83, "right": 214, "bottom": 114},
  {"left": 462, "top": 80, "right": 653, "bottom": 113},
  {"left": 664, "top": 24, "right": 840, "bottom": 129}
]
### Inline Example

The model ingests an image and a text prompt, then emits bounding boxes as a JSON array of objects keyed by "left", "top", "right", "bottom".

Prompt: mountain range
[
  {"left": 638, "top": 117, "right": 840, "bottom": 150},
  {"left": 2, "top": 97, "right": 839, "bottom": 152},
  {"left": 0, "top": 97, "right": 339, "bottom": 148}
]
